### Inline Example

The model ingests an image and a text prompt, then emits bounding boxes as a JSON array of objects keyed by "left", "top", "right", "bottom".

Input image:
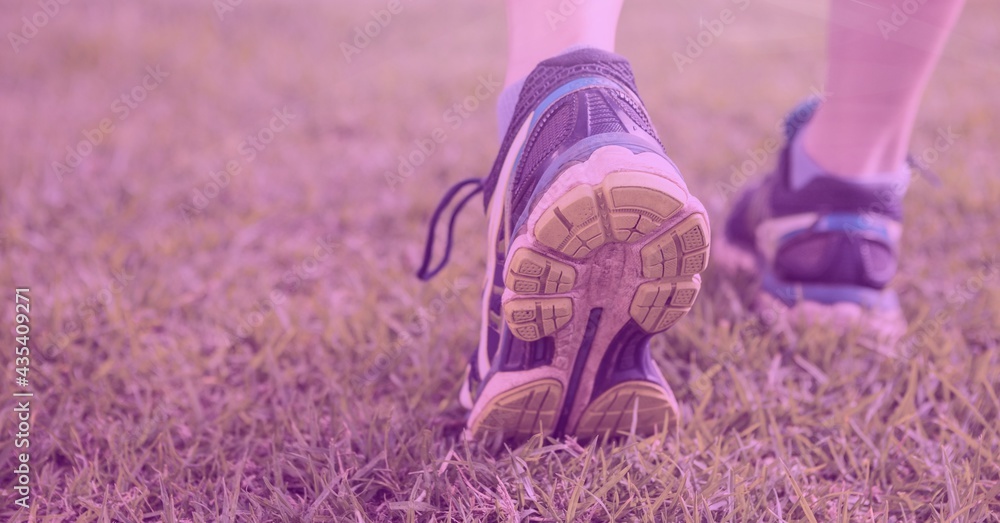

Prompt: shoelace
[{"left": 416, "top": 177, "right": 484, "bottom": 280}]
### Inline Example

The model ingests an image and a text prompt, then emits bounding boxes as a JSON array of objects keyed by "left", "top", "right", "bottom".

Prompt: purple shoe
[
  {"left": 418, "top": 48, "right": 710, "bottom": 440},
  {"left": 721, "top": 100, "right": 908, "bottom": 342}
]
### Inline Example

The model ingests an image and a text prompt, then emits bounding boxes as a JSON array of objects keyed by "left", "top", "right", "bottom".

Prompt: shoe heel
[
  {"left": 467, "top": 378, "right": 563, "bottom": 439},
  {"left": 574, "top": 381, "right": 678, "bottom": 438}
]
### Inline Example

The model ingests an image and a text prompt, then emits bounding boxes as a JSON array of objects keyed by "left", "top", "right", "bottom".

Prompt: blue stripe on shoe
[
  {"left": 502, "top": 77, "right": 632, "bottom": 230},
  {"left": 761, "top": 269, "right": 901, "bottom": 311},
  {"left": 778, "top": 212, "right": 897, "bottom": 245},
  {"left": 512, "top": 132, "right": 671, "bottom": 234},
  {"left": 528, "top": 77, "right": 626, "bottom": 128}
]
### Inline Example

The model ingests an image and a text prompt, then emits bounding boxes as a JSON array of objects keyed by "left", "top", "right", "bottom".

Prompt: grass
[{"left": 0, "top": 0, "right": 998, "bottom": 520}]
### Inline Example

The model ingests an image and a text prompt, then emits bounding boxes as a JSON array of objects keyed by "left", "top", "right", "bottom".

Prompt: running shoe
[
  {"left": 418, "top": 48, "right": 710, "bottom": 440},
  {"left": 720, "top": 99, "right": 907, "bottom": 341}
]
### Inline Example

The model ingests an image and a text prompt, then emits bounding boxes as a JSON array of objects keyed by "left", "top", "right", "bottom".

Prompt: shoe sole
[
  {"left": 754, "top": 287, "right": 907, "bottom": 355},
  {"left": 716, "top": 234, "right": 907, "bottom": 353},
  {"left": 467, "top": 145, "right": 709, "bottom": 440}
]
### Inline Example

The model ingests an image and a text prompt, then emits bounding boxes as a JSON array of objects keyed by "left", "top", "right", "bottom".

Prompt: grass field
[{"left": 1, "top": 0, "right": 999, "bottom": 520}]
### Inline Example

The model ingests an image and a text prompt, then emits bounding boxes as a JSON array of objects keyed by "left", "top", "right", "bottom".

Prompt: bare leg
[
  {"left": 504, "top": 0, "right": 625, "bottom": 88},
  {"left": 804, "top": 0, "right": 965, "bottom": 179}
]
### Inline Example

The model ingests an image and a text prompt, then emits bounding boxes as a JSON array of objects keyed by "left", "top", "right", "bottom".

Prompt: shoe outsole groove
[
  {"left": 534, "top": 172, "right": 686, "bottom": 258},
  {"left": 505, "top": 249, "right": 577, "bottom": 295},
  {"left": 574, "top": 381, "right": 677, "bottom": 438},
  {"left": 471, "top": 379, "right": 563, "bottom": 438},
  {"left": 640, "top": 214, "right": 710, "bottom": 279},
  {"left": 515, "top": 171, "right": 709, "bottom": 340},
  {"left": 629, "top": 279, "right": 701, "bottom": 332},
  {"left": 504, "top": 298, "right": 573, "bottom": 341},
  {"left": 503, "top": 170, "right": 710, "bottom": 347}
]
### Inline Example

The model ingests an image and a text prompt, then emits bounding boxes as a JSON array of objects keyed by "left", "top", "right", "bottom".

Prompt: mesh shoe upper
[
  {"left": 724, "top": 100, "right": 906, "bottom": 306},
  {"left": 482, "top": 48, "right": 664, "bottom": 216}
]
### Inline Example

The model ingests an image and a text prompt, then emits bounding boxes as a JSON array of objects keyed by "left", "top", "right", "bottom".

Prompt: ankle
[
  {"left": 792, "top": 124, "right": 910, "bottom": 190},
  {"left": 504, "top": 0, "right": 621, "bottom": 83},
  {"left": 497, "top": 45, "right": 609, "bottom": 140}
]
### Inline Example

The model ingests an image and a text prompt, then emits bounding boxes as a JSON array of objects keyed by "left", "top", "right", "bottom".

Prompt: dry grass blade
[{"left": 0, "top": 0, "right": 997, "bottom": 521}]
